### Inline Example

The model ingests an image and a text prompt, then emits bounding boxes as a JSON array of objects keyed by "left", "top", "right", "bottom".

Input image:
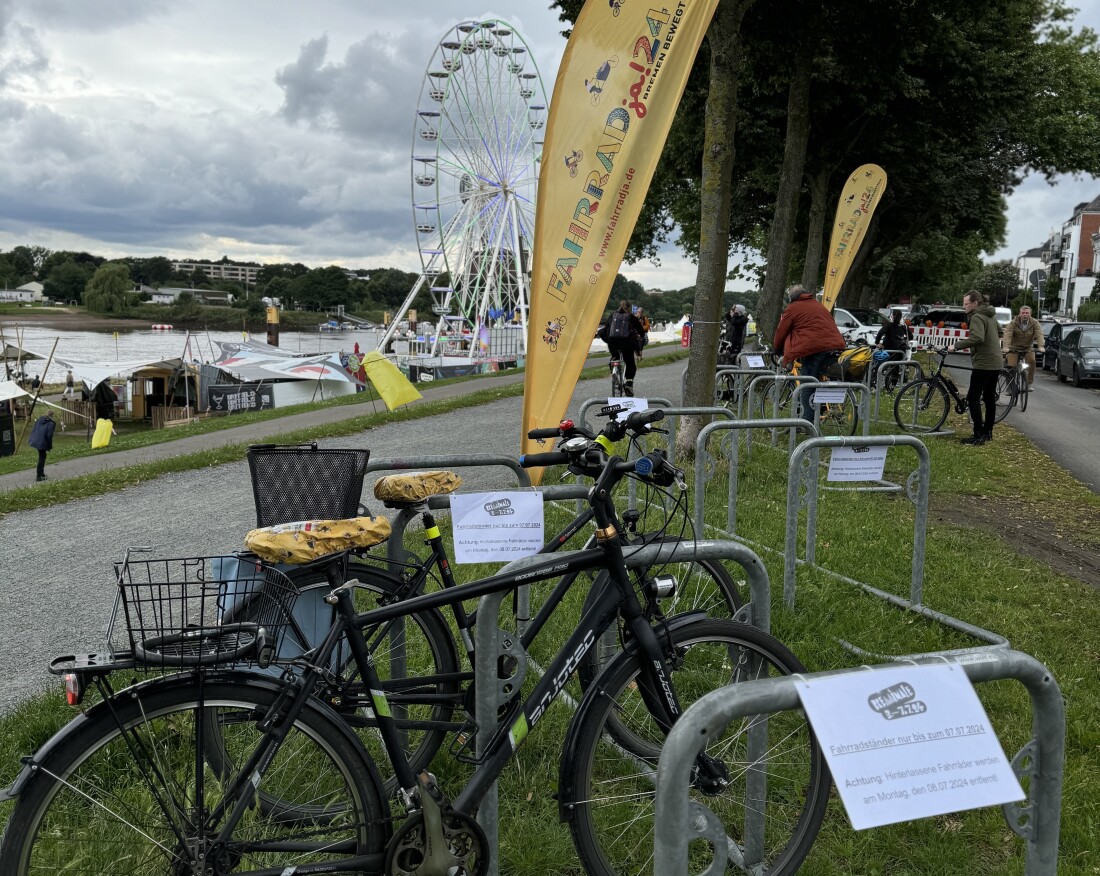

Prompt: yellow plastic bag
[
  {"left": 91, "top": 418, "right": 113, "bottom": 449},
  {"left": 244, "top": 516, "right": 392, "bottom": 564}
]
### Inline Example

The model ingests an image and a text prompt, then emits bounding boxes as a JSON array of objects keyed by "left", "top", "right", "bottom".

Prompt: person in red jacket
[{"left": 773, "top": 284, "right": 846, "bottom": 417}]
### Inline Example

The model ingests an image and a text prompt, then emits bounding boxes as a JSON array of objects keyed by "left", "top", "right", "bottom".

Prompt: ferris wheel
[{"left": 381, "top": 19, "right": 548, "bottom": 359}]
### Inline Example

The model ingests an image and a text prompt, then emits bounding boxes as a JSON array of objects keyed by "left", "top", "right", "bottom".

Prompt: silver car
[{"left": 1056, "top": 327, "right": 1100, "bottom": 387}]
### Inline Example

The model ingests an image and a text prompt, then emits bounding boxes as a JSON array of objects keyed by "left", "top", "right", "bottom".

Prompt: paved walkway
[{"left": 0, "top": 364, "right": 558, "bottom": 493}]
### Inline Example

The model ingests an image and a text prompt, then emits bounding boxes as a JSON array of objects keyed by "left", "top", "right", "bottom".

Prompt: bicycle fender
[{"left": 556, "top": 610, "right": 707, "bottom": 822}]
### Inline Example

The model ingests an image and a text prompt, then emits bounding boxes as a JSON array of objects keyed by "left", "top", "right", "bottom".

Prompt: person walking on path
[
  {"left": 1003, "top": 305, "right": 1043, "bottom": 386},
  {"left": 63, "top": 369, "right": 76, "bottom": 400},
  {"left": 773, "top": 284, "right": 845, "bottom": 416},
  {"left": 28, "top": 409, "right": 56, "bottom": 482},
  {"left": 949, "top": 290, "right": 1002, "bottom": 445}
]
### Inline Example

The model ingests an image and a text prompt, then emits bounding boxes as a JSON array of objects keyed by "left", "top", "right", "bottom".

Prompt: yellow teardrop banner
[
  {"left": 521, "top": 0, "right": 720, "bottom": 480},
  {"left": 821, "top": 164, "right": 888, "bottom": 312}
]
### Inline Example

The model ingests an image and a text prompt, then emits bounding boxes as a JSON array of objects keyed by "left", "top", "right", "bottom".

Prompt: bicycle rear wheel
[
  {"left": 610, "top": 361, "right": 624, "bottom": 397},
  {"left": 0, "top": 678, "right": 388, "bottom": 876},
  {"left": 758, "top": 381, "right": 794, "bottom": 418},
  {"left": 816, "top": 388, "right": 859, "bottom": 436},
  {"left": 566, "top": 619, "right": 830, "bottom": 876},
  {"left": 893, "top": 378, "right": 949, "bottom": 433},
  {"left": 994, "top": 370, "right": 1016, "bottom": 423}
]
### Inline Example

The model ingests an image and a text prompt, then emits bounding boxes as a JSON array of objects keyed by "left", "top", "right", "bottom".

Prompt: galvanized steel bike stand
[{"left": 654, "top": 651, "right": 1064, "bottom": 876}]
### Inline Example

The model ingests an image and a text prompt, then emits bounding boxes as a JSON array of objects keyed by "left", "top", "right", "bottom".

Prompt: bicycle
[
  {"left": 759, "top": 354, "right": 859, "bottom": 436},
  {"left": 892, "top": 348, "right": 974, "bottom": 432},
  {"left": 233, "top": 412, "right": 743, "bottom": 790},
  {"left": 1, "top": 446, "right": 831, "bottom": 876},
  {"left": 608, "top": 354, "right": 626, "bottom": 397},
  {"left": 999, "top": 350, "right": 1033, "bottom": 415}
]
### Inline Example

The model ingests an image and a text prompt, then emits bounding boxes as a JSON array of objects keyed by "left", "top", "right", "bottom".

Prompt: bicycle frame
[{"left": 293, "top": 493, "right": 685, "bottom": 816}]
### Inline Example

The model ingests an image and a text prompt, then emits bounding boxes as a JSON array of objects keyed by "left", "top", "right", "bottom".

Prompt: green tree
[
  {"left": 43, "top": 260, "right": 95, "bottom": 302},
  {"left": 972, "top": 262, "right": 1021, "bottom": 306},
  {"left": 133, "top": 256, "right": 173, "bottom": 286},
  {"left": 171, "top": 290, "right": 202, "bottom": 320},
  {"left": 83, "top": 263, "right": 133, "bottom": 313}
]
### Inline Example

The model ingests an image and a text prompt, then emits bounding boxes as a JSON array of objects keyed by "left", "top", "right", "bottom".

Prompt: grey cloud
[
  {"left": 0, "top": 19, "right": 47, "bottom": 86},
  {"left": 19, "top": 0, "right": 172, "bottom": 34}
]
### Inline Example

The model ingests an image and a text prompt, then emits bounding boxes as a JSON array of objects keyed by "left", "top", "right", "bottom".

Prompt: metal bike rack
[
  {"left": 714, "top": 367, "right": 770, "bottom": 419},
  {"left": 654, "top": 650, "right": 1064, "bottom": 876},
  {"left": 476, "top": 538, "right": 774, "bottom": 876},
  {"left": 693, "top": 418, "right": 820, "bottom": 539},
  {"left": 746, "top": 373, "right": 821, "bottom": 451},
  {"left": 783, "top": 435, "right": 1008, "bottom": 656},
  {"left": 577, "top": 396, "right": 674, "bottom": 433}
]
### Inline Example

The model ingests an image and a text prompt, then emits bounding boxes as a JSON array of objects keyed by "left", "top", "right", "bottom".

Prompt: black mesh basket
[
  {"left": 113, "top": 555, "right": 298, "bottom": 667},
  {"left": 247, "top": 442, "right": 369, "bottom": 527}
]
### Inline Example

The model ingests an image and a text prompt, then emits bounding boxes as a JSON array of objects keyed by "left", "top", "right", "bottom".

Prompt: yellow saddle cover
[
  {"left": 244, "top": 516, "right": 392, "bottom": 564},
  {"left": 373, "top": 470, "right": 463, "bottom": 503}
]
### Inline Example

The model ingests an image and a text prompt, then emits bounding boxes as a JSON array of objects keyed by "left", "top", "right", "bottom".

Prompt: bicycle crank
[{"left": 386, "top": 772, "right": 488, "bottom": 875}]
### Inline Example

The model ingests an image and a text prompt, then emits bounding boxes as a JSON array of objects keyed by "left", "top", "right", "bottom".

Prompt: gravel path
[{"left": 0, "top": 361, "right": 686, "bottom": 713}]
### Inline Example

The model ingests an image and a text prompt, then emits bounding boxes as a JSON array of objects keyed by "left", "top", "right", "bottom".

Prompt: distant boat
[{"left": 318, "top": 321, "right": 352, "bottom": 333}]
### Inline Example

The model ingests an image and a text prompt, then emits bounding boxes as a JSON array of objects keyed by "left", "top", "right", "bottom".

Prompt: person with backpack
[
  {"left": 598, "top": 300, "right": 645, "bottom": 396},
  {"left": 28, "top": 409, "right": 56, "bottom": 483}
]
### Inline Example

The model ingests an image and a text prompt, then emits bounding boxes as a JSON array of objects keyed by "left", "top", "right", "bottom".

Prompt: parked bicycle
[
  {"left": 0, "top": 442, "right": 830, "bottom": 876},
  {"left": 759, "top": 353, "right": 860, "bottom": 436},
  {"left": 893, "top": 348, "right": 976, "bottom": 432}
]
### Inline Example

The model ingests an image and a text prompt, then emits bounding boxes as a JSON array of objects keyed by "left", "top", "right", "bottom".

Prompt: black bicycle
[
  {"left": 1, "top": 445, "right": 831, "bottom": 876},
  {"left": 894, "top": 348, "right": 1019, "bottom": 433}
]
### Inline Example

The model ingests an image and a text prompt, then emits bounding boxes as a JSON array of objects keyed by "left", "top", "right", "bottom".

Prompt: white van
[{"left": 993, "top": 307, "right": 1012, "bottom": 328}]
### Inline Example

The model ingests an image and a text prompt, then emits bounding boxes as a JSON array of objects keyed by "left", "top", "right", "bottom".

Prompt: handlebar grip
[
  {"left": 519, "top": 451, "right": 570, "bottom": 468},
  {"left": 625, "top": 408, "right": 665, "bottom": 431},
  {"left": 526, "top": 427, "right": 562, "bottom": 440}
]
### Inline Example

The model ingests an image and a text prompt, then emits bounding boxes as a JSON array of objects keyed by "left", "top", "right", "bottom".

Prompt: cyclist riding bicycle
[
  {"left": 773, "top": 284, "right": 845, "bottom": 415},
  {"left": 1002, "top": 305, "right": 1044, "bottom": 387},
  {"left": 597, "top": 299, "right": 645, "bottom": 396}
]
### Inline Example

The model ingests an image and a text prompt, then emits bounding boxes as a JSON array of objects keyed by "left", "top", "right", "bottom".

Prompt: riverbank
[
  {"left": 0, "top": 304, "right": 323, "bottom": 333},
  {"left": 1, "top": 306, "right": 147, "bottom": 332}
]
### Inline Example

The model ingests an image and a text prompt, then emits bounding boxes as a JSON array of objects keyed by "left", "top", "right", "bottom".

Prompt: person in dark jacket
[
  {"left": 773, "top": 285, "right": 845, "bottom": 416},
  {"left": 721, "top": 305, "right": 750, "bottom": 363},
  {"left": 598, "top": 300, "right": 645, "bottom": 395},
  {"left": 875, "top": 310, "right": 910, "bottom": 352},
  {"left": 950, "top": 290, "right": 1002, "bottom": 445},
  {"left": 28, "top": 409, "right": 56, "bottom": 482}
]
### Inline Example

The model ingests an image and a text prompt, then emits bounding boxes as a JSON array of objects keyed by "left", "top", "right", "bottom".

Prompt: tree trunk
[
  {"left": 675, "top": 0, "right": 755, "bottom": 460},
  {"left": 754, "top": 43, "right": 814, "bottom": 344},
  {"left": 800, "top": 166, "right": 829, "bottom": 291}
]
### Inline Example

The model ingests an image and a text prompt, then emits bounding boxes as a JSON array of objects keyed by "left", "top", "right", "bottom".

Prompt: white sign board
[
  {"left": 450, "top": 491, "right": 544, "bottom": 564},
  {"left": 797, "top": 664, "right": 1024, "bottom": 830},
  {"left": 605, "top": 397, "right": 648, "bottom": 421},
  {"left": 745, "top": 354, "right": 766, "bottom": 369},
  {"left": 827, "top": 445, "right": 888, "bottom": 482},
  {"left": 812, "top": 387, "right": 848, "bottom": 405}
]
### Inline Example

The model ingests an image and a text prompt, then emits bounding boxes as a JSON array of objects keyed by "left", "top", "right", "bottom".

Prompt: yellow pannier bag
[{"left": 244, "top": 516, "right": 392, "bottom": 564}]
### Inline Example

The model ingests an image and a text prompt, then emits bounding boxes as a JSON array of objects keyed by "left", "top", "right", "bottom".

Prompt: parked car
[
  {"left": 1055, "top": 326, "right": 1100, "bottom": 387},
  {"left": 1034, "top": 318, "right": 1059, "bottom": 368},
  {"left": 1043, "top": 321, "right": 1100, "bottom": 372},
  {"left": 832, "top": 307, "right": 888, "bottom": 345}
]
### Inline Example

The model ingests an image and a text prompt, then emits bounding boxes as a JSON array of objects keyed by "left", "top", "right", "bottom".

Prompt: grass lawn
[{"left": 0, "top": 367, "right": 1096, "bottom": 874}]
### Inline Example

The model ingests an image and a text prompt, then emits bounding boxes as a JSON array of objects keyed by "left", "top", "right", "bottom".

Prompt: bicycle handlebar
[
  {"left": 527, "top": 427, "right": 563, "bottom": 440},
  {"left": 519, "top": 451, "right": 571, "bottom": 468}
]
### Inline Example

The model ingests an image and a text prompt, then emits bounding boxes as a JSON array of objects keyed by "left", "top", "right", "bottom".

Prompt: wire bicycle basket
[
  {"left": 112, "top": 553, "right": 298, "bottom": 668},
  {"left": 246, "top": 442, "right": 370, "bottom": 527}
]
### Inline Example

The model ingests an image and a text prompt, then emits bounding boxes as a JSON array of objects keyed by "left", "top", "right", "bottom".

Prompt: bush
[{"left": 1076, "top": 300, "right": 1100, "bottom": 322}]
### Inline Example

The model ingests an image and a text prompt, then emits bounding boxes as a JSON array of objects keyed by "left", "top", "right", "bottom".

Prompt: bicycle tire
[
  {"left": 566, "top": 619, "right": 830, "bottom": 876},
  {"left": 893, "top": 378, "right": 949, "bottom": 433},
  {"left": 1018, "top": 372, "right": 1029, "bottom": 412},
  {"left": 816, "top": 388, "right": 859, "bottom": 437},
  {"left": 758, "top": 381, "right": 794, "bottom": 418},
  {"left": 212, "top": 562, "right": 461, "bottom": 797},
  {"left": 0, "top": 678, "right": 388, "bottom": 876},
  {"left": 994, "top": 370, "right": 1016, "bottom": 423},
  {"left": 611, "top": 361, "right": 624, "bottom": 398},
  {"left": 576, "top": 538, "right": 745, "bottom": 692}
]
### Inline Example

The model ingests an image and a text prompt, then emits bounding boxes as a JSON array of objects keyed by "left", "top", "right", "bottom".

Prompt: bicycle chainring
[{"left": 386, "top": 809, "right": 488, "bottom": 876}]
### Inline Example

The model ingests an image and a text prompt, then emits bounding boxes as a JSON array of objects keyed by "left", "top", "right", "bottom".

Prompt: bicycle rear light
[{"left": 63, "top": 672, "right": 85, "bottom": 706}]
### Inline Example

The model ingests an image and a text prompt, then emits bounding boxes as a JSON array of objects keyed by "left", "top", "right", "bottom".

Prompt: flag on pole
[
  {"left": 521, "top": 0, "right": 720, "bottom": 480},
  {"left": 821, "top": 164, "right": 888, "bottom": 312}
]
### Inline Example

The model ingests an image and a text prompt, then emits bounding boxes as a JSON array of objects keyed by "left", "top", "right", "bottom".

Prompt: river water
[{"left": 2, "top": 324, "right": 388, "bottom": 379}]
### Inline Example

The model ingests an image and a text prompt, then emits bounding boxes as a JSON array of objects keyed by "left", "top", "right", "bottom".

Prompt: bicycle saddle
[
  {"left": 374, "top": 470, "right": 463, "bottom": 507},
  {"left": 244, "top": 516, "right": 393, "bottom": 564}
]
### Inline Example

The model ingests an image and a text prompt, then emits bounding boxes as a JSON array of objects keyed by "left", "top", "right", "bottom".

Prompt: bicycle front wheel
[
  {"left": 1018, "top": 373, "right": 1030, "bottom": 412},
  {"left": 893, "top": 378, "right": 949, "bottom": 433},
  {"left": 567, "top": 619, "right": 830, "bottom": 876},
  {"left": 0, "top": 678, "right": 388, "bottom": 876},
  {"left": 994, "top": 370, "right": 1017, "bottom": 423}
]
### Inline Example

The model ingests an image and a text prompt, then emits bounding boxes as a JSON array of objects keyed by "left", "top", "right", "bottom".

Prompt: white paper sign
[
  {"left": 797, "top": 664, "right": 1024, "bottom": 830},
  {"left": 827, "top": 445, "right": 888, "bottom": 482},
  {"left": 745, "top": 354, "right": 766, "bottom": 369},
  {"left": 812, "top": 387, "right": 848, "bottom": 404},
  {"left": 605, "top": 397, "right": 648, "bottom": 421},
  {"left": 450, "top": 491, "right": 544, "bottom": 564}
]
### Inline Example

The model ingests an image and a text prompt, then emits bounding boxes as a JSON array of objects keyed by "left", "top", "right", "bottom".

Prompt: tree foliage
[
  {"left": 83, "top": 263, "right": 134, "bottom": 313},
  {"left": 43, "top": 259, "right": 96, "bottom": 302}
]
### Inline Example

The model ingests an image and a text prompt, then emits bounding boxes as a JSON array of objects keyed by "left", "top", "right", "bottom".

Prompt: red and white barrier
[{"left": 910, "top": 325, "right": 968, "bottom": 350}]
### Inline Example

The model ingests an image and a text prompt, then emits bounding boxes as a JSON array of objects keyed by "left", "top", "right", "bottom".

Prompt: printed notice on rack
[
  {"left": 812, "top": 387, "right": 848, "bottom": 405},
  {"left": 745, "top": 355, "right": 766, "bottom": 369},
  {"left": 450, "top": 492, "right": 544, "bottom": 564},
  {"left": 605, "top": 397, "right": 648, "bottom": 421},
  {"left": 827, "top": 445, "right": 888, "bottom": 482},
  {"left": 797, "top": 664, "right": 1023, "bottom": 830}
]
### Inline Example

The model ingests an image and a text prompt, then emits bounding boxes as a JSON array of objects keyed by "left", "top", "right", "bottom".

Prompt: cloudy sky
[{"left": 1, "top": 0, "right": 1098, "bottom": 292}]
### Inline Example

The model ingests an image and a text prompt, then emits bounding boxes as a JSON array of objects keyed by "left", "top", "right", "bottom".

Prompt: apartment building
[
  {"left": 1046, "top": 196, "right": 1100, "bottom": 315},
  {"left": 171, "top": 260, "right": 260, "bottom": 285}
]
